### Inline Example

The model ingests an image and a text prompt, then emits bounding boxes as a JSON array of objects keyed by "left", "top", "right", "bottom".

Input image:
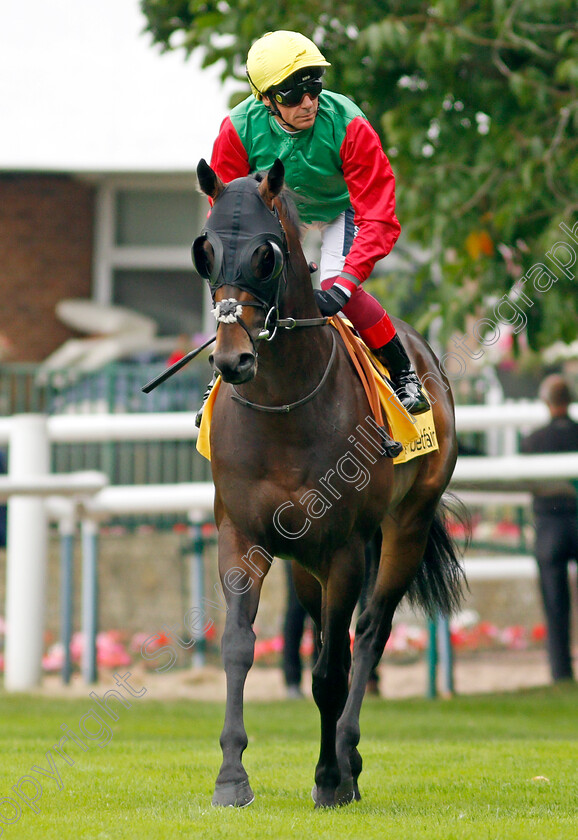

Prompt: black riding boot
[
  {"left": 194, "top": 373, "right": 217, "bottom": 428},
  {"left": 373, "top": 333, "right": 430, "bottom": 415}
]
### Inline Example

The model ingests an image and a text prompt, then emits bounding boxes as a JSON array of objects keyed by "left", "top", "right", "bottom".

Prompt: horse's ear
[
  {"left": 197, "top": 159, "right": 225, "bottom": 200},
  {"left": 268, "top": 158, "right": 285, "bottom": 195},
  {"left": 259, "top": 158, "right": 285, "bottom": 206}
]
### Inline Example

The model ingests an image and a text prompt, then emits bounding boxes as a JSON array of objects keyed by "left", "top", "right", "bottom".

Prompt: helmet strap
[
  {"left": 264, "top": 97, "right": 301, "bottom": 133},
  {"left": 246, "top": 67, "right": 303, "bottom": 132}
]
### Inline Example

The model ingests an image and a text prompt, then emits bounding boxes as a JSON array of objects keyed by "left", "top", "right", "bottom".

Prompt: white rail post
[
  {"left": 81, "top": 517, "right": 99, "bottom": 684},
  {"left": 4, "top": 415, "right": 50, "bottom": 691},
  {"left": 188, "top": 509, "right": 206, "bottom": 669},
  {"left": 59, "top": 504, "right": 76, "bottom": 685}
]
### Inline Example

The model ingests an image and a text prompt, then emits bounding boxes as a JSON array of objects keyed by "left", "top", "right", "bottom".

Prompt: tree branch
[{"left": 456, "top": 170, "right": 501, "bottom": 218}]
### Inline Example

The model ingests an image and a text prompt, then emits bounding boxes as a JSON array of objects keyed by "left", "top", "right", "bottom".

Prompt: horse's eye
[
  {"left": 192, "top": 237, "right": 214, "bottom": 279},
  {"left": 251, "top": 243, "right": 275, "bottom": 280}
]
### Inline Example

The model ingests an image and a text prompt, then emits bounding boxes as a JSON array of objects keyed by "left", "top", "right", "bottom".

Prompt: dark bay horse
[{"left": 192, "top": 158, "right": 465, "bottom": 809}]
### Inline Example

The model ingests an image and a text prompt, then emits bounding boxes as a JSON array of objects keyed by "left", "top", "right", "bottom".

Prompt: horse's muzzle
[{"left": 212, "top": 350, "right": 256, "bottom": 384}]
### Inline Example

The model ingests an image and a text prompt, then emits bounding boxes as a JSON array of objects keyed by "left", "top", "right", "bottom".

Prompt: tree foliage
[{"left": 141, "top": 1, "right": 578, "bottom": 350}]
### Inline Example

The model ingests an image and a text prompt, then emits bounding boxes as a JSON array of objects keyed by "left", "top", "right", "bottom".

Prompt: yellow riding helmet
[{"left": 246, "top": 30, "right": 330, "bottom": 99}]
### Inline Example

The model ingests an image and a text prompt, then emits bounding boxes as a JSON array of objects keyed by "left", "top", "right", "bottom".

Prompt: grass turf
[{"left": 0, "top": 681, "right": 576, "bottom": 839}]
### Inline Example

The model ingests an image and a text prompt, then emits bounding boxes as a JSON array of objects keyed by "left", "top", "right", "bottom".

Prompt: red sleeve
[
  {"left": 339, "top": 116, "right": 401, "bottom": 284},
  {"left": 210, "top": 116, "right": 250, "bottom": 184}
]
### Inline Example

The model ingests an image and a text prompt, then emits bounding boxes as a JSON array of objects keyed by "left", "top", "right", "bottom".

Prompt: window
[
  {"left": 93, "top": 176, "right": 212, "bottom": 339},
  {"left": 113, "top": 269, "right": 202, "bottom": 336},
  {"left": 115, "top": 190, "right": 196, "bottom": 247}
]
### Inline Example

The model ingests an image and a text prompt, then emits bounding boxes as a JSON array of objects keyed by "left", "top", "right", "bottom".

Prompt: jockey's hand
[{"left": 314, "top": 283, "right": 351, "bottom": 316}]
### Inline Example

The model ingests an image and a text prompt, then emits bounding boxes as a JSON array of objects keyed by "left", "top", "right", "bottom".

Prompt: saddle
[{"left": 328, "top": 317, "right": 438, "bottom": 465}]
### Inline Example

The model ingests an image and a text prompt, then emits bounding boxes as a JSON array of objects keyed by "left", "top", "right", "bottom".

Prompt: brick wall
[{"left": 0, "top": 173, "right": 95, "bottom": 362}]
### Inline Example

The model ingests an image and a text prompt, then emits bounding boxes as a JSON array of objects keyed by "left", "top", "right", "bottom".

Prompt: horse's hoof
[
  {"left": 311, "top": 785, "right": 330, "bottom": 808},
  {"left": 335, "top": 779, "right": 356, "bottom": 807},
  {"left": 311, "top": 785, "right": 338, "bottom": 808},
  {"left": 311, "top": 779, "right": 358, "bottom": 808},
  {"left": 212, "top": 779, "right": 254, "bottom": 808}
]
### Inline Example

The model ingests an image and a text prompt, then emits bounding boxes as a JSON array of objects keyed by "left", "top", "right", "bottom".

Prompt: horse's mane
[{"left": 276, "top": 189, "right": 302, "bottom": 237}]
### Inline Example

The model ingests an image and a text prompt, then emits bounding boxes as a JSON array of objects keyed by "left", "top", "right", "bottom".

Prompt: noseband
[{"left": 211, "top": 296, "right": 272, "bottom": 356}]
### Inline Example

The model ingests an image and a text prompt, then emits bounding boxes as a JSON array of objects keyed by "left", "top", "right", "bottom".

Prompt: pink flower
[
  {"left": 42, "top": 644, "right": 65, "bottom": 672},
  {"left": 96, "top": 632, "right": 131, "bottom": 668}
]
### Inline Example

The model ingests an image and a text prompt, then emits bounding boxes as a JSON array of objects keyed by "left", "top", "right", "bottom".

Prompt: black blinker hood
[{"left": 191, "top": 178, "right": 286, "bottom": 307}]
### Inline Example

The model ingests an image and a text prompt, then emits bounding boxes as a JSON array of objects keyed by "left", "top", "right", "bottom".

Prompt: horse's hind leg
[
  {"left": 310, "top": 544, "right": 364, "bottom": 808},
  {"left": 336, "top": 507, "right": 435, "bottom": 800},
  {"left": 211, "top": 520, "right": 271, "bottom": 807}
]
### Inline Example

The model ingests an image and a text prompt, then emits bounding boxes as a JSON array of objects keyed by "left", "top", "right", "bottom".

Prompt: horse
[{"left": 192, "top": 157, "right": 465, "bottom": 809}]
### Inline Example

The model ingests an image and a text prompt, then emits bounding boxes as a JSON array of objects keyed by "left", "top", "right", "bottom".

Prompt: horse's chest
[{"left": 214, "top": 437, "right": 387, "bottom": 554}]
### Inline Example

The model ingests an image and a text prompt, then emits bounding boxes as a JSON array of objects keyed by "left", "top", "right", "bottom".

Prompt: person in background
[
  {"left": 521, "top": 374, "right": 578, "bottom": 682},
  {"left": 282, "top": 559, "right": 312, "bottom": 699},
  {"left": 0, "top": 332, "right": 13, "bottom": 363},
  {"left": 166, "top": 334, "right": 191, "bottom": 367},
  {"left": 0, "top": 449, "right": 7, "bottom": 549},
  {"left": 0, "top": 333, "right": 11, "bottom": 546}
]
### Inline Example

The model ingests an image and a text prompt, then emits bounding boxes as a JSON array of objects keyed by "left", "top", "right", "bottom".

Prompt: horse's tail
[{"left": 405, "top": 494, "right": 470, "bottom": 618}]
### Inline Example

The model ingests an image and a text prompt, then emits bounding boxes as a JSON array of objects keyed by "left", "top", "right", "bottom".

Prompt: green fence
[
  {"left": 0, "top": 361, "right": 210, "bottom": 416},
  {"left": 0, "top": 361, "right": 213, "bottom": 528},
  {"left": 0, "top": 364, "right": 51, "bottom": 414}
]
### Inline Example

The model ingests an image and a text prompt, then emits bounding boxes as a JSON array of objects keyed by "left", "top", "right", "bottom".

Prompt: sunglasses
[{"left": 270, "top": 77, "right": 323, "bottom": 107}]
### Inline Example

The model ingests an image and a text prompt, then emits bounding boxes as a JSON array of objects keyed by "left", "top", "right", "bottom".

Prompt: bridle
[
  {"left": 211, "top": 297, "right": 274, "bottom": 357},
  {"left": 191, "top": 179, "right": 335, "bottom": 413},
  {"left": 211, "top": 290, "right": 329, "bottom": 347}
]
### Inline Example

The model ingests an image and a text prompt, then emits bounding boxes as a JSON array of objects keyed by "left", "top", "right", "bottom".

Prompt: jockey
[{"left": 198, "top": 29, "right": 429, "bottom": 420}]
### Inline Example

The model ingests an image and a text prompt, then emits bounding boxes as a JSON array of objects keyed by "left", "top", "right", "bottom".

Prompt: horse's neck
[{"left": 281, "top": 247, "right": 320, "bottom": 319}]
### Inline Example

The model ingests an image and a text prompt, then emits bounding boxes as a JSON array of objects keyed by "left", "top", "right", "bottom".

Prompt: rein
[
  {"left": 274, "top": 315, "right": 330, "bottom": 331},
  {"left": 231, "top": 331, "right": 337, "bottom": 413},
  {"left": 214, "top": 296, "right": 335, "bottom": 413},
  {"left": 141, "top": 261, "right": 328, "bottom": 396}
]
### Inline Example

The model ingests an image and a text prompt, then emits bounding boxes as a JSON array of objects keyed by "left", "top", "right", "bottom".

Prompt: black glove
[{"left": 314, "top": 284, "right": 350, "bottom": 316}]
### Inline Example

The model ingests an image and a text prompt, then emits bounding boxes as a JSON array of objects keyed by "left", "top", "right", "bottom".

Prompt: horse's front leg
[
  {"left": 311, "top": 545, "right": 363, "bottom": 808},
  {"left": 212, "top": 520, "right": 271, "bottom": 807}
]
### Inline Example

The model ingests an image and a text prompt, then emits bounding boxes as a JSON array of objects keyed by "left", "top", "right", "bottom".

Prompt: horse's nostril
[
  {"left": 208, "top": 354, "right": 214, "bottom": 365},
  {"left": 214, "top": 351, "right": 256, "bottom": 384},
  {"left": 238, "top": 353, "right": 254, "bottom": 371}
]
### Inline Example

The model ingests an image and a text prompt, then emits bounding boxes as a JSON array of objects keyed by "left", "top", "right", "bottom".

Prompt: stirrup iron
[{"left": 376, "top": 425, "right": 403, "bottom": 458}]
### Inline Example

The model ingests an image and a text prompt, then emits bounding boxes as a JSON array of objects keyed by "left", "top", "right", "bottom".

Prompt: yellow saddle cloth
[{"left": 196, "top": 318, "right": 438, "bottom": 465}]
